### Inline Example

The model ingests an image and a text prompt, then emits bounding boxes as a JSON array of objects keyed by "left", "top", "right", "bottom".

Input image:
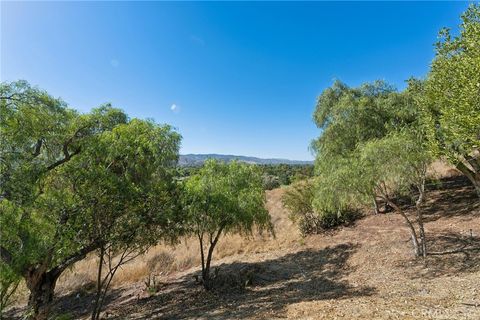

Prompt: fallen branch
[
  {"left": 428, "top": 247, "right": 480, "bottom": 255},
  {"left": 461, "top": 302, "right": 480, "bottom": 307}
]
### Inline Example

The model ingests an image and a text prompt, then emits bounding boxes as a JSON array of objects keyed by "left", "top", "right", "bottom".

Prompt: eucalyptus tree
[
  {"left": 356, "top": 132, "right": 432, "bottom": 257},
  {"left": 311, "top": 80, "right": 419, "bottom": 216},
  {"left": 426, "top": 4, "right": 480, "bottom": 196},
  {"left": 77, "top": 119, "right": 182, "bottom": 320},
  {"left": 182, "top": 160, "right": 272, "bottom": 290},
  {"left": 0, "top": 81, "right": 182, "bottom": 319},
  {"left": 1, "top": 81, "right": 125, "bottom": 319},
  {"left": 312, "top": 80, "right": 433, "bottom": 257}
]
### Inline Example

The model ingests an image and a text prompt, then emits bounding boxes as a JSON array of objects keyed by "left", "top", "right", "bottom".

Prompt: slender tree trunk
[
  {"left": 203, "top": 236, "right": 219, "bottom": 291},
  {"left": 373, "top": 196, "right": 380, "bottom": 215},
  {"left": 203, "top": 245, "right": 214, "bottom": 290},
  {"left": 25, "top": 269, "right": 60, "bottom": 320},
  {"left": 386, "top": 199, "right": 421, "bottom": 257},
  {"left": 91, "top": 246, "right": 135, "bottom": 320},
  {"left": 417, "top": 209, "right": 427, "bottom": 258},
  {"left": 201, "top": 227, "right": 224, "bottom": 290},
  {"left": 92, "top": 246, "right": 105, "bottom": 320},
  {"left": 198, "top": 233, "right": 205, "bottom": 279},
  {"left": 416, "top": 173, "right": 427, "bottom": 258}
]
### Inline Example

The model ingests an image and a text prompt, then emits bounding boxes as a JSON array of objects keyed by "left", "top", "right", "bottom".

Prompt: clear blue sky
[{"left": 1, "top": 1, "right": 469, "bottom": 160}]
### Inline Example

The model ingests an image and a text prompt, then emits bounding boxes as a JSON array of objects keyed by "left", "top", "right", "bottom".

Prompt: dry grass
[
  {"left": 54, "top": 186, "right": 300, "bottom": 295},
  {"left": 427, "top": 159, "right": 460, "bottom": 179}
]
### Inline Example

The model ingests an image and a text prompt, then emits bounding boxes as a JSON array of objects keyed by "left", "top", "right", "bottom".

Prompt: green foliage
[
  {"left": 312, "top": 80, "right": 416, "bottom": 158},
  {"left": 282, "top": 180, "right": 319, "bottom": 235},
  {"left": 183, "top": 159, "right": 272, "bottom": 238},
  {"left": 357, "top": 131, "right": 432, "bottom": 201},
  {"left": 312, "top": 79, "right": 433, "bottom": 257},
  {"left": 314, "top": 208, "right": 360, "bottom": 231},
  {"left": 426, "top": 3, "right": 480, "bottom": 159},
  {"left": 0, "top": 262, "right": 20, "bottom": 315},
  {"left": 282, "top": 179, "right": 360, "bottom": 236},
  {"left": 0, "top": 80, "right": 75, "bottom": 205},
  {"left": 282, "top": 180, "right": 314, "bottom": 221},
  {"left": 312, "top": 80, "right": 426, "bottom": 211},
  {"left": 259, "top": 164, "right": 314, "bottom": 187},
  {"left": 55, "top": 118, "right": 182, "bottom": 257},
  {"left": 262, "top": 174, "right": 281, "bottom": 190},
  {"left": 0, "top": 81, "right": 183, "bottom": 317},
  {"left": 179, "top": 163, "right": 314, "bottom": 190},
  {"left": 425, "top": 3, "right": 480, "bottom": 195},
  {"left": 311, "top": 78, "right": 434, "bottom": 242},
  {"left": 182, "top": 159, "right": 272, "bottom": 289}
]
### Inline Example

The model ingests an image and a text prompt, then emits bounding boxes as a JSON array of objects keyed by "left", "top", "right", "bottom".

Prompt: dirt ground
[{"left": 7, "top": 175, "right": 480, "bottom": 319}]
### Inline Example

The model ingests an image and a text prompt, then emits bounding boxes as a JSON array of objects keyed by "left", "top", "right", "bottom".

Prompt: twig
[{"left": 428, "top": 247, "right": 480, "bottom": 255}]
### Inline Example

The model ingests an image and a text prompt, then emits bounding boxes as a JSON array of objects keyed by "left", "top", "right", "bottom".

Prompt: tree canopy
[
  {"left": 0, "top": 81, "right": 182, "bottom": 319},
  {"left": 311, "top": 80, "right": 433, "bottom": 256},
  {"left": 182, "top": 159, "right": 272, "bottom": 289},
  {"left": 425, "top": 3, "right": 480, "bottom": 195}
]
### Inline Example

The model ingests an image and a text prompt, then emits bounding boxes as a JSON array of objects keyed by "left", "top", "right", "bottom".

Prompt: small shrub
[
  {"left": 146, "top": 251, "right": 175, "bottom": 274},
  {"left": 143, "top": 274, "right": 165, "bottom": 294},
  {"left": 282, "top": 180, "right": 361, "bottom": 236},
  {"left": 315, "top": 208, "right": 362, "bottom": 229},
  {"left": 262, "top": 174, "right": 280, "bottom": 190}
]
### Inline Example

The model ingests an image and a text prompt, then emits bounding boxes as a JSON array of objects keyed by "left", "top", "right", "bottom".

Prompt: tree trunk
[
  {"left": 373, "top": 196, "right": 380, "bottom": 215},
  {"left": 92, "top": 246, "right": 105, "bottom": 320},
  {"left": 202, "top": 236, "right": 219, "bottom": 291},
  {"left": 201, "top": 227, "right": 224, "bottom": 291},
  {"left": 416, "top": 174, "right": 427, "bottom": 258},
  {"left": 456, "top": 161, "right": 480, "bottom": 198},
  {"left": 198, "top": 233, "right": 205, "bottom": 278},
  {"left": 25, "top": 268, "right": 60, "bottom": 320},
  {"left": 417, "top": 209, "right": 427, "bottom": 258},
  {"left": 202, "top": 245, "right": 215, "bottom": 290},
  {"left": 386, "top": 199, "right": 421, "bottom": 257}
]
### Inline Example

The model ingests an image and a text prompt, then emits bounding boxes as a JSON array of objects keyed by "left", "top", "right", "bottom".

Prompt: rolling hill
[{"left": 179, "top": 154, "right": 313, "bottom": 166}]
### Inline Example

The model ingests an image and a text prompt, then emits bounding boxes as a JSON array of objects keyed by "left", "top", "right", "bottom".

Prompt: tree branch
[
  {"left": 45, "top": 147, "right": 81, "bottom": 172},
  {"left": 0, "top": 245, "right": 13, "bottom": 265},
  {"left": 429, "top": 247, "right": 480, "bottom": 255},
  {"left": 52, "top": 240, "right": 102, "bottom": 276},
  {"left": 32, "top": 139, "right": 43, "bottom": 157}
]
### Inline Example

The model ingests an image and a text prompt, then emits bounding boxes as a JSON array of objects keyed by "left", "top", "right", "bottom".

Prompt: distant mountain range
[{"left": 179, "top": 154, "right": 313, "bottom": 166}]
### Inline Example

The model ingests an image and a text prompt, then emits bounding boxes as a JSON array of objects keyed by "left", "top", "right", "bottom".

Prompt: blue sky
[{"left": 1, "top": 1, "right": 469, "bottom": 160}]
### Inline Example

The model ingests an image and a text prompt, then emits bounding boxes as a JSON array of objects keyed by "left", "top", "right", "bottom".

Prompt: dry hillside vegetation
[{"left": 8, "top": 170, "right": 480, "bottom": 319}]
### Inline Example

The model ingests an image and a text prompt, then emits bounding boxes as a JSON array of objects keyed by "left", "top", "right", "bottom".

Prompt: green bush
[
  {"left": 315, "top": 208, "right": 361, "bottom": 230},
  {"left": 262, "top": 174, "right": 281, "bottom": 190},
  {"left": 282, "top": 180, "right": 361, "bottom": 236}
]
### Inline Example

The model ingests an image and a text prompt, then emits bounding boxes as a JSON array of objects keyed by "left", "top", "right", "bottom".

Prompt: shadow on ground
[
  {"left": 407, "top": 232, "right": 480, "bottom": 279},
  {"left": 395, "top": 176, "right": 480, "bottom": 280},
  {"left": 423, "top": 175, "right": 480, "bottom": 222},
  {"left": 108, "top": 243, "right": 375, "bottom": 319},
  {"left": 6, "top": 287, "right": 124, "bottom": 320}
]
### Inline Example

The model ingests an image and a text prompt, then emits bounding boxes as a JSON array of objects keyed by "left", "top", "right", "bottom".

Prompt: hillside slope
[{"left": 8, "top": 175, "right": 480, "bottom": 319}]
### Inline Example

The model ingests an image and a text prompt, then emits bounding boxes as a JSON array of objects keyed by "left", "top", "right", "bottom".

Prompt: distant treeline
[{"left": 177, "top": 163, "right": 314, "bottom": 189}]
